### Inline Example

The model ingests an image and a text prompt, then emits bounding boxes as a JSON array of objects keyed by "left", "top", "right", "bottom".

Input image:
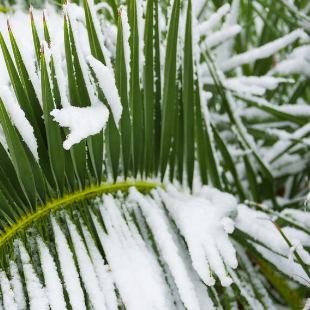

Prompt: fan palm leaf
[{"left": 0, "top": 0, "right": 309, "bottom": 309}]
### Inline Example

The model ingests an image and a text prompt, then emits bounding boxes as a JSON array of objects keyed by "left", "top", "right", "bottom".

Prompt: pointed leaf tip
[
  {"left": 30, "top": 5, "right": 34, "bottom": 21},
  {"left": 7, "top": 16, "right": 11, "bottom": 32},
  {"left": 118, "top": 6, "right": 123, "bottom": 16}
]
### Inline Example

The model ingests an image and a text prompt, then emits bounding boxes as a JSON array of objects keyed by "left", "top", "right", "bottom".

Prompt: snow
[
  {"left": 214, "top": 0, "right": 240, "bottom": 63},
  {"left": 265, "top": 122, "right": 310, "bottom": 163},
  {"left": 130, "top": 184, "right": 239, "bottom": 289},
  {"left": 96, "top": 193, "right": 175, "bottom": 310},
  {"left": 10, "top": 261, "right": 26, "bottom": 310},
  {"left": 225, "top": 286, "right": 238, "bottom": 310},
  {"left": 202, "top": 77, "right": 266, "bottom": 95},
  {"left": 157, "top": 185, "right": 238, "bottom": 287},
  {"left": 17, "top": 241, "right": 50, "bottom": 310},
  {"left": 205, "top": 25, "right": 241, "bottom": 49},
  {"left": 0, "top": 86, "right": 38, "bottom": 160},
  {"left": 50, "top": 45, "right": 70, "bottom": 108},
  {"left": 236, "top": 76, "right": 294, "bottom": 90},
  {"left": 0, "top": 1, "right": 310, "bottom": 308},
  {"left": 220, "top": 29, "right": 308, "bottom": 72},
  {"left": 51, "top": 217, "right": 87, "bottom": 310},
  {"left": 136, "top": 0, "right": 145, "bottom": 75},
  {"left": 66, "top": 214, "right": 108, "bottom": 310},
  {"left": 126, "top": 188, "right": 205, "bottom": 310},
  {"left": 8, "top": 14, "right": 42, "bottom": 108},
  {"left": 253, "top": 242, "right": 310, "bottom": 286},
  {"left": 228, "top": 268, "right": 265, "bottom": 310},
  {"left": 37, "top": 238, "right": 67, "bottom": 310},
  {"left": 199, "top": 83, "right": 223, "bottom": 187},
  {"left": 81, "top": 224, "right": 118, "bottom": 310},
  {"left": 51, "top": 104, "right": 109, "bottom": 149},
  {"left": 198, "top": 3, "right": 230, "bottom": 35},
  {"left": 236, "top": 204, "right": 310, "bottom": 266},
  {"left": 273, "top": 58, "right": 310, "bottom": 77},
  {"left": 87, "top": 55, "right": 123, "bottom": 125},
  {"left": 281, "top": 209, "right": 310, "bottom": 229},
  {"left": 120, "top": 6, "right": 131, "bottom": 92},
  {"left": 237, "top": 93, "right": 310, "bottom": 117},
  {"left": 0, "top": 270, "right": 18, "bottom": 310},
  {"left": 67, "top": 3, "right": 103, "bottom": 109},
  {"left": 85, "top": 0, "right": 112, "bottom": 68},
  {"left": 94, "top": 2, "right": 114, "bottom": 17}
]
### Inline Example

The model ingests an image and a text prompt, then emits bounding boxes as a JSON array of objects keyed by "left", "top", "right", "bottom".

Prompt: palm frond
[{"left": 0, "top": 0, "right": 309, "bottom": 308}]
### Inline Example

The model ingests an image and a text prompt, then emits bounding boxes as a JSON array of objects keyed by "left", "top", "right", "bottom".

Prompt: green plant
[{"left": 0, "top": 0, "right": 309, "bottom": 309}]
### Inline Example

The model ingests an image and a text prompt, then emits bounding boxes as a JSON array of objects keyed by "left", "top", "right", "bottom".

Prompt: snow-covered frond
[
  {"left": 0, "top": 0, "right": 309, "bottom": 309},
  {"left": 0, "top": 186, "right": 283, "bottom": 310}
]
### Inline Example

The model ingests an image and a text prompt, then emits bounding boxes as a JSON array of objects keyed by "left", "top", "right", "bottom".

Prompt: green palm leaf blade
[
  {"left": 235, "top": 94, "right": 307, "bottom": 126},
  {"left": 168, "top": 94, "right": 178, "bottom": 182},
  {"left": 115, "top": 13, "right": 131, "bottom": 180},
  {"left": 42, "top": 12, "right": 63, "bottom": 111},
  {"left": 153, "top": 0, "right": 161, "bottom": 176},
  {"left": 67, "top": 17, "right": 103, "bottom": 184},
  {"left": 253, "top": 0, "right": 279, "bottom": 76},
  {"left": 223, "top": 287, "right": 239, "bottom": 310},
  {"left": 236, "top": 246, "right": 279, "bottom": 309},
  {"left": 127, "top": 0, "right": 143, "bottom": 177},
  {"left": 7, "top": 31, "right": 47, "bottom": 203},
  {"left": 105, "top": 117, "right": 120, "bottom": 182},
  {"left": 41, "top": 48, "right": 65, "bottom": 196},
  {"left": 0, "top": 143, "right": 28, "bottom": 207},
  {"left": 194, "top": 79, "right": 209, "bottom": 186},
  {"left": 244, "top": 154, "right": 261, "bottom": 202},
  {"left": 43, "top": 12, "right": 50, "bottom": 43},
  {"left": 88, "top": 62, "right": 120, "bottom": 183},
  {"left": 42, "top": 14, "right": 76, "bottom": 191},
  {"left": 0, "top": 30, "right": 56, "bottom": 190},
  {"left": 169, "top": 70, "right": 183, "bottom": 183},
  {"left": 64, "top": 16, "right": 87, "bottom": 189},
  {"left": 183, "top": 0, "right": 195, "bottom": 190},
  {"left": 13, "top": 147, "right": 44, "bottom": 207},
  {"left": 200, "top": 108, "right": 222, "bottom": 190},
  {"left": 19, "top": 136, "right": 46, "bottom": 204},
  {"left": 0, "top": 191, "right": 18, "bottom": 228},
  {"left": 0, "top": 165, "right": 27, "bottom": 213},
  {"left": 159, "top": 0, "right": 180, "bottom": 181},
  {"left": 0, "top": 1, "right": 309, "bottom": 309},
  {"left": 8, "top": 27, "right": 44, "bottom": 134},
  {"left": 30, "top": 6, "right": 41, "bottom": 65},
  {"left": 67, "top": 118, "right": 87, "bottom": 189},
  {"left": 86, "top": 132, "right": 104, "bottom": 184},
  {"left": 143, "top": 0, "right": 155, "bottom": 177},
  {"left": 0, "top": 31, "right": 45, "bottom": 138},
  {"left": 176, "top": 82, "right": 184, "bottom": 184},
  {"left": 49, "top": 55, "right": 62, "bottom": 110},
  {"left": 230, "top": 269, "right": 264, "bottom": 310},
  {"left": 106, "top": 0, "right": 118, "bottom": 23},
  {"left": 0, "top": 96, "right": 36, "bottom": 210},
  {"left": 81, "top": 1, "right": 120, "bottom": 182},
  {"left": 211, "top": 125, "right": 246, "bottom": 200},
  {"left": 83, "top": 0, "right": 106, "bottom": 65},
  {"left": 203, "top": 48, "right": 278, "bottom": 203}
]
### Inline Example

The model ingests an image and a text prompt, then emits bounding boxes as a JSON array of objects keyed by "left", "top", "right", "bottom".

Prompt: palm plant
[{"left": 0, "top": 0, "right": 309, "bottom": 308}]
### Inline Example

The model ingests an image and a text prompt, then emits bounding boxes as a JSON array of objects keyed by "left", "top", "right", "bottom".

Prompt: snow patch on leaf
[{"left": 51, "top": 104, "right": 109, "bottom": 150}]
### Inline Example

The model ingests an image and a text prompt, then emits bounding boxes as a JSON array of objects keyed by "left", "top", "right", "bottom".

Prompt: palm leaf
[{"left": 0, "top": 0, "right": 309, "bottom": 309}]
